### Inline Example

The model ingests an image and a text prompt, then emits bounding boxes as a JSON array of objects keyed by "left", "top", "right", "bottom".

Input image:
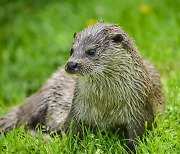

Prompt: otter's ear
[
  {"left": 112, "top": 34, "right": 123, "bottom": 43},
  {"left": 74, "top": 32, "right": 77, "bottom": 38},
  {"left": 98, "top": 19, "right": 104, "bottom": 23}
]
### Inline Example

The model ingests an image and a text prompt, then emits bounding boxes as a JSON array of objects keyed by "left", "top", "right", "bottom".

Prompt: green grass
[{"left": 0, "top": 0, "right": 179, "bottom": 153}]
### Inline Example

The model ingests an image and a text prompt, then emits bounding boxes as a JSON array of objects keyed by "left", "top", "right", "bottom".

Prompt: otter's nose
[{"left": 66, "top": 62, "right": 78, "bottom": 72}]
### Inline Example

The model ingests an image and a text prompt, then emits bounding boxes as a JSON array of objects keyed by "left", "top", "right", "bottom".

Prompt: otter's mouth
[
  {"left": 65, "top": 62, "right": 83, "bottom": 75},
  {"left": 65, "top": 61, "right": 96, "bottom": 76},
  {"left": 65, "top": 63, "right": 77, "bottom": 74},
  {"left": 65, "top": 64, "right": 93, "bottom": 76}
]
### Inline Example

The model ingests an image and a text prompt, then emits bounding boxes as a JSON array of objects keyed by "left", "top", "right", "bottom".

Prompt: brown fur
[
  {"left": 0, "top": 67, "right": 76, "bottom": 132},
  {"left": 0, "top": 21, "right": 164, "bottom": 152}
]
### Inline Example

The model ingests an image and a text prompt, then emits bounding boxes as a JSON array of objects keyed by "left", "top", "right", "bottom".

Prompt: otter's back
[{"left": 143, "top": 60, "right": 164, "bottom": 114}]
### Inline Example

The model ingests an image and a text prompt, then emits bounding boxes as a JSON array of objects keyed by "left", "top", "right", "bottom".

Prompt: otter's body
[
  {"left": 0, "top": 68, "right": 76, "bottom": 132},
  {"left": 0, "top": 22, "right": 164, "bottom": 151}
]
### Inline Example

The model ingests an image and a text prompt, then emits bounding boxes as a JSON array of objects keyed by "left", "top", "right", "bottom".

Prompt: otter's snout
[{"left": 65, "top": 61, "right": 78, "bottom": 74}]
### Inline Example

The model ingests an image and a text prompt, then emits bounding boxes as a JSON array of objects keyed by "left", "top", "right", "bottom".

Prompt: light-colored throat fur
[{"left": 73, "top": 49, "right": 150, "bottom": 129}]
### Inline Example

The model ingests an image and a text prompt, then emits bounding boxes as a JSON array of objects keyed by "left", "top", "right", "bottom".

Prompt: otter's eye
[
  {"left": 86, "top": 49, "right": 96, "bottom": 57},
  {"left": 70, "top": 48, "right": 74, "bottom": 56}
]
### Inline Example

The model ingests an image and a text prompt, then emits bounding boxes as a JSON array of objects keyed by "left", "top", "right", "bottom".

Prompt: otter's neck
[
  {"left": 74, "top": 47, "right": 150, "bottom": 108},
  {"left": 75, "top": 57, "right": 149, "bottom": 107}
]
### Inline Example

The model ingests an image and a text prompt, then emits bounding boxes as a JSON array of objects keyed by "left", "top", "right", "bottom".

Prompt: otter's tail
[{"left": 0, "top": 107, "right": 19, "bottom": 132}]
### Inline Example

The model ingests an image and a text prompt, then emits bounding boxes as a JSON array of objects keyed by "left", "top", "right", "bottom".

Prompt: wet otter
[{"left": 0, "top": 21, "right": 164, "bottom": 152}]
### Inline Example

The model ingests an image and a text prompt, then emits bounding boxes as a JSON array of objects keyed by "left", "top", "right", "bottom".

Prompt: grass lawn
[{"left": 0, "top": 0, "right": 179, "bottom": 153}]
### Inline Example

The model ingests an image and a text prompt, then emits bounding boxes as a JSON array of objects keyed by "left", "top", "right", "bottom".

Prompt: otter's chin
[
  {"left": 65, "top": 65, "right": 75, "bottom": 74},
  {"left": 65, "top": 64, "right": 94, "bottom": 76},
  {"left": 65, "top": 69, "right": 79, "bottom": 75},
  {"left": 65, "top": 68, "right": 84, "bottom": 76}
]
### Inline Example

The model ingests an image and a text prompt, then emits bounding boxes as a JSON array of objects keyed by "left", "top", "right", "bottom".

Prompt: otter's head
[{"left": 65, "top": 21, "right": 134, "bottom": 76}]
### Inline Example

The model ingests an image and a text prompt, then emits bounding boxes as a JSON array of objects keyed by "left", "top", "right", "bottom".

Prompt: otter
[{"left": 0, "top": 21, "right": 164, "bottom": 152}]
